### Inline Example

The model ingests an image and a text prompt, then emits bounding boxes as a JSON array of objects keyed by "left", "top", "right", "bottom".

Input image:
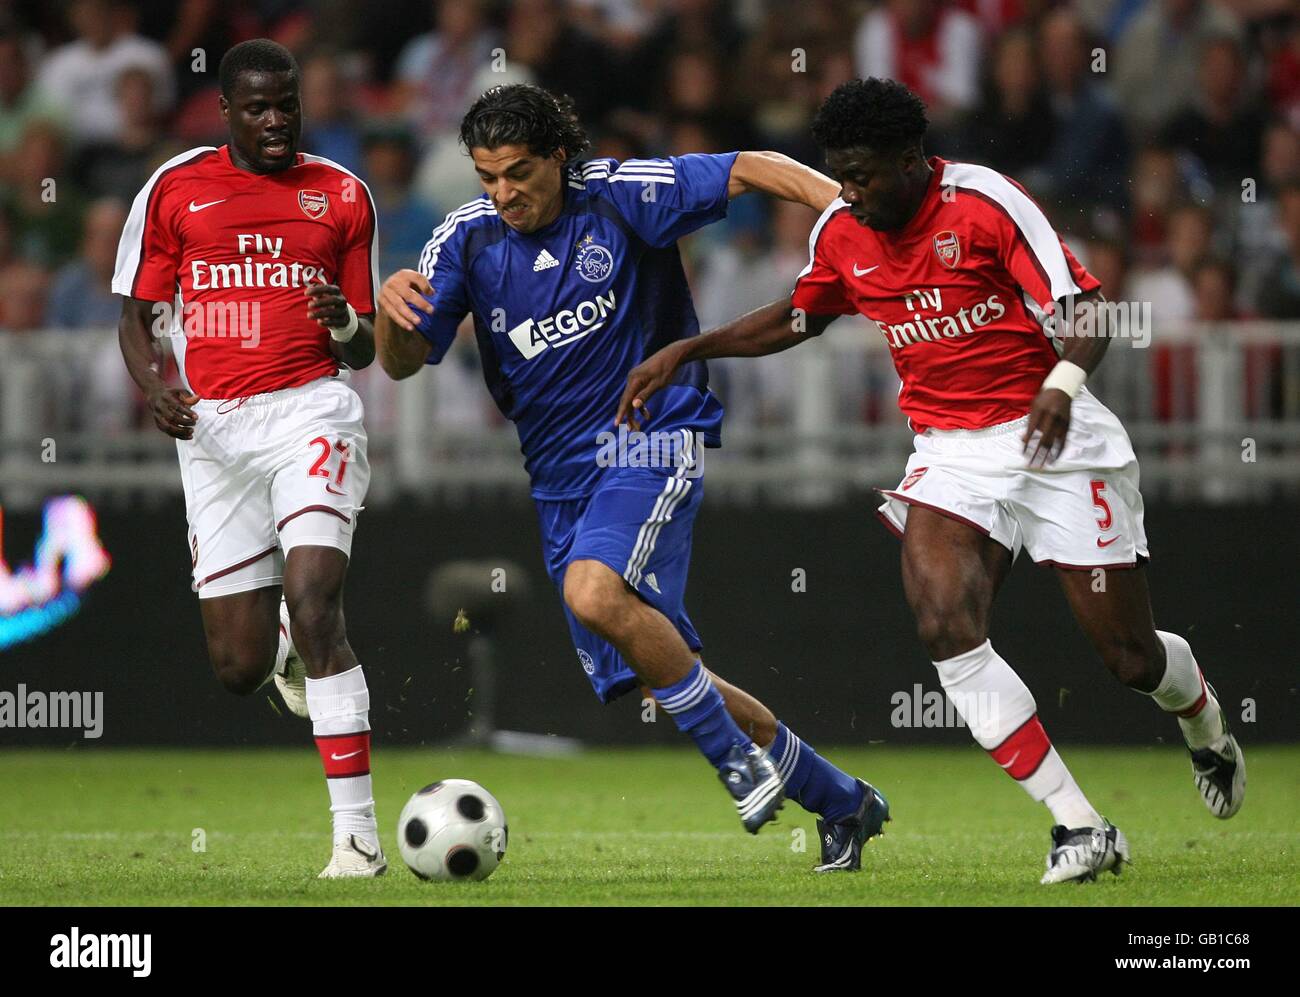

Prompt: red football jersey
[
  {"left": 792, "top": 156, "right": 1099, "bottom": 433},
  {"left": 113, "top": 145, "right": 378, "bottom": 400}
]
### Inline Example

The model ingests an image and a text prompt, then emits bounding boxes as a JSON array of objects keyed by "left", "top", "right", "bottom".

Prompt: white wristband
[
  {"left": 1041, "top": 360, "right": 1087, "bottom": 399},
  {"left": 330, "top": 303, "right": 359, "bottom": 343}
]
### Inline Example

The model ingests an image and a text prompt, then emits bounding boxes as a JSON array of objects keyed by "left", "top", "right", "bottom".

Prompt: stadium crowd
[{"left": 0, "top": 0, "right": 1297, "bottom": 432}]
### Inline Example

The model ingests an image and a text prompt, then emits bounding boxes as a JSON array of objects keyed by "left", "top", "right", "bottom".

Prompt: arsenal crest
[
  {"left": 298, "top": 189, "right": 329, "bottom": 219},
  {"left": 933, "top": 230, "right": 960, "bottom": 269}
]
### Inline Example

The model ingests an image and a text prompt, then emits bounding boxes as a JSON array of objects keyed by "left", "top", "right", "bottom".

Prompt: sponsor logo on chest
[
  {"left": 507, "top": 290, "right": 617, "bottom": 359},
  {"left": 874, "top": 286, "right": 1006, "bottom": 350}
]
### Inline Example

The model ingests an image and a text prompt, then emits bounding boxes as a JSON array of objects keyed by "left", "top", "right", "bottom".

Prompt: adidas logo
[{"left": 533, "top": 249, "right": 560, "bottom": 272}]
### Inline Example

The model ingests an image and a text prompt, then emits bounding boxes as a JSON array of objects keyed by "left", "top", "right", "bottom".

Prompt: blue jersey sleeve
[
  {"left": 597, "top": 152, "right": 738, "bottom": 248},
  {"left": 412, "top": 203, "right": 482, "bottom": 364}
]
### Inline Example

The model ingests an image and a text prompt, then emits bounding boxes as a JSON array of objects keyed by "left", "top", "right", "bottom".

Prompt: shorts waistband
[
  {"left": 923, "top": 414, "right": 1029, "bottom": 439},
  {"left": 202, "top": 376, "right": 339, "bottom": 413}
]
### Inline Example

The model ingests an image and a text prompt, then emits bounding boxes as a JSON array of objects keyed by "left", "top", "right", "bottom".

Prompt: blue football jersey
[{"left": 412, "top": 153, "right": 735, "bottom": 499}]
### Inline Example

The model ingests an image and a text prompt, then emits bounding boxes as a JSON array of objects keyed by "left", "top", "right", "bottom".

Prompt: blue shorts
[{"left": 535, "top": 456, "right": 704, "bottom": 704}]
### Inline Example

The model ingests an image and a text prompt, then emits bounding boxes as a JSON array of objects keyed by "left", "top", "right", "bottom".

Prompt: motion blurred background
[{"left": 0, "top": 0, "right": 1296, "bottom": 748}]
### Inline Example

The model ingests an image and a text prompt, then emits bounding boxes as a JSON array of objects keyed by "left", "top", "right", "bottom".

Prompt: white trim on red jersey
[
  {"left": 112, "top": 145, "right": 217, "bottom": 298},
  {"left": 300, "top": 152, "right": 381, "bottom": 312},
  {"left": 796, "top": 196, "right": 848, "bottom": 281},
  {"left": 940, "top": 160, "right": 1083, "bottom": 302}
]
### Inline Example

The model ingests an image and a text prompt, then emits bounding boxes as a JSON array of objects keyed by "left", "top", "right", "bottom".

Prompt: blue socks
[
  {"left": 769, "top": 723, "right": 864, "bottom": 822},
  {"left": 652, "top": 662, "right": 751, "bottom": 767}
]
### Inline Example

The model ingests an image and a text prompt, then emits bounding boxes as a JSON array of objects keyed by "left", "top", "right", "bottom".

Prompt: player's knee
[
  {"left": 209, "top": 644, "right": 272, "bottom": 696},
  {"left": 563, "top": 561, "right": 624, "bottom": 634},
  {"left": 914, "top": 605, "right": 985, "bottom": 662},
  {"left": 286, "top": 590, "right": 344, "bottom": 647},
  {"left": 1099, "top": 633, "right": 1165, "bottom": 690}
]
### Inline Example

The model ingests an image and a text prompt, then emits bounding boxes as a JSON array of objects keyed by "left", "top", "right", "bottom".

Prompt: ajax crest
[
  {"left": 933, "top": 231, "right": 960, "bottom": 269},
  {"left": 574, "top": 235, "right": 613, "bottom": 283},
  {"left": 298, "top": 189, "right": 329, "bottom": 219}
]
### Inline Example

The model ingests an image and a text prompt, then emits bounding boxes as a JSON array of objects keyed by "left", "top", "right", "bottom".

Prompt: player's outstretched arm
[
  {"left": 118, "top": 296, "right": 198, "bottom": 440},
  {"left": 374, "top": 269, "right": 435, "bottom": 380},
  {"left": 727, "top": 152, "right": 840, "bottom": 212},
  {"left": 1023, "top": 288, "right": 1112, "bottom": 465},
  {"left": 617, "top": 297, "right": 836, "bottom": 429}
]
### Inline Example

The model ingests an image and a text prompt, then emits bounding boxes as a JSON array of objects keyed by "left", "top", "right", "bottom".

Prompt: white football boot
[
  {"left": 274, "top": 599, "right": 309, "bottom": 719},
  {"left": 318, "top": 834, "right": 387, "bottom": 879},
  {"left": 1040, "top": 819, "right": 1130, "bottom": 884}
]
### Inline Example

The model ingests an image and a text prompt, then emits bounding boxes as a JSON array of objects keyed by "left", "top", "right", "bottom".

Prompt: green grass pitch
[{"left": 0, "top": 745, "right": 1295, "bottom": 906}]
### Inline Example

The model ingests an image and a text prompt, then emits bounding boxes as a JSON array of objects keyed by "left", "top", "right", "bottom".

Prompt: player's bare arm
[
  {"left": 117, "top": 296, "right": 198, "bottom": 440},
  {"left": 374, "top": 269, "right": 434, "bottom": 379},
  {"left": 1023, "top": 288, "right": 1111, "bottom": 466},
  {"left": 726, "top": 151, "right": 839, "bottom": 212},
  {"left": 617, "top": 297, "right": 836, "bottom": 429},
  {"left": 304, "top": 283, "right": 375, "bottom": 370}
]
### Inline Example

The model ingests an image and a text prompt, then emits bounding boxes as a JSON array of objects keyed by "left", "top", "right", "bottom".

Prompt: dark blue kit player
[{"left": 374, "top": 84, "right": 888, "bottom": 871}]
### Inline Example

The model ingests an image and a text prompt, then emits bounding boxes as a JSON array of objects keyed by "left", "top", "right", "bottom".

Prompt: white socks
[
  {"left": 1147, "top": 630, "right": 1225, "bottom": 749},
  {"left": 307, "top": 665, "right": 379, "bottom": 848},
  {"left": 934, "top": 640, "right": 1103, "bottom": 830}
]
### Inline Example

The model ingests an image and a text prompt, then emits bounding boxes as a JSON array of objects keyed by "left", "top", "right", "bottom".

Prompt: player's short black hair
[
  {"left": 218, "top": 39, "right": 299, "bottom": 99},
  {"left": 811, "top": 78, "right": 929, "bottom": 155},
  {"left": 459, "top": 84, "right": 590, "bottom": 161}
]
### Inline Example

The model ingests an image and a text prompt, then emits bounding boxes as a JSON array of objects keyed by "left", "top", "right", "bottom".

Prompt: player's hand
[
  {"left": 147, "top": 385, "right": 199, "bottom": 440},
  {"left": 1022, "top": 388, "right": 1071, "bottom": 466},
  {"left": 305, "top": 283, "right": 351, "bottom": 328},
  {"left": 617, "top": 343, "right": 686, "bottom": 431},
  {"left": 378, "top": 269, "right": 434, "bottom": 332}
]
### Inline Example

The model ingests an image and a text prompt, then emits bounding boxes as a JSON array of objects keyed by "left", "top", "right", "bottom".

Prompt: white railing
[{"left": 2, "top": 322, "right": 1299, "bottom": 508}]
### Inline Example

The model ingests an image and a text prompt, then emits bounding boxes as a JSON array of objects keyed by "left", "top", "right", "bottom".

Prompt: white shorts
[
  {"left": 877, "top": 388, "right": 1149, "bottom": 569},
  {"left": 177, "top": 377, "right": 370, "bottom": 599}
]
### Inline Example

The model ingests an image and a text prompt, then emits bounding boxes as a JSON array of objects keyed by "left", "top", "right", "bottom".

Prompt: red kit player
[
  {"left": 112, "top": 40, "right": 385, "bottom": 877},
  {"left": 620, "top": 78, "right": 1245, "bottom": 884}
]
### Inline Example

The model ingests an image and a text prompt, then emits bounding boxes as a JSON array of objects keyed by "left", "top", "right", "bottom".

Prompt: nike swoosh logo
[
  {"left": 853, "top": 264, "right": 879, "bottom": 277},
  {"left": 188, "top": 198, "right": 226, "bottom": 212},
  {"left": 998, "top": 751, "right": 1020, "bottom": 770},
  {"left": 1096, "top": 536, "right": 1121, "bottom": 548},
  {"left": 325, "top": 483, "right": 346, "bottom": 496},
  {"left": 330, "top": 750, "right": 364, "bottom": 761}
]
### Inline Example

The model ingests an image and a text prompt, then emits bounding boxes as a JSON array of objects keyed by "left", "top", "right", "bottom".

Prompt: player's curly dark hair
[
  {"left": 218, "top": 39, "right": 299, "bottom": 99},
  {"left": 459, "top": 84, "right": 590, "bottom": 161},
  {"left": 811, "top": 78, "right": 929, "bottom": 154}
]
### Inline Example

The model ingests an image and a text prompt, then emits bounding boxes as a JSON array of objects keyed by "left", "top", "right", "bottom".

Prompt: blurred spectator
[
  {"left": 2, "top": 120, "right": 88, "bottom": 268},
  {"left": 1128, "top": 144, "right": 1194, "bottom": 266},
  {"left": 1111, "top": 0, "right": 1242, "bottom": 136},
  {"left": 394, "top": 0, "right": 499, "bottom": 142},
  {"left": 0, "top": 260, "right": 51, "bottom": 331},
  {"left": 75, "top": 65, "right": 171, "bottom": 203},
  {"left": 1160, "top": 34, "right": 1266, "bottom": 190},
  {"left": 1265, "top": 18, "right": 1300, "bottom": 126},
  {"left": 956, "top": 28, "right": 1054, "bottom": 181},
  {"left": 0, "top": 29, "right": 64, "bottom": 177},
  {"left": 1037, "top": 7, "right": 1129, "bottom": 211},
  {"left": 1083, "top": 236, "right": 1132, "bottom": 301},
  {"left": 37, "top": 0, "right": 174, "bottom": 147},
  {"left": 1235, "top": 121, "right": 1300, "bottom": 307},
  {"left": 501, "top": 0, "right": 617, "bottom": 121},
  {"left": 1254, "top": 182, "right": 1300, "bottom": 318},
  {"left": 46, "top": 197, "right": 127, "bottom": 329},
  {"left": 623, "top": 0, "right": 745, "bottom": 111},
  {"left": 1129, "top": 202, "right": 1216, "bottom": 324},
  {"left": 300, "top": 52, "right": 364, "bottom": 176},
  {"left": 1192, "top": 256, "right": 1241, "bottom": 321},
  {"left": 855, "top": 0, "right": 982, "bottom": 128},
  {"left": 362, "top": 126, "right": 440, "bottom": 276}
]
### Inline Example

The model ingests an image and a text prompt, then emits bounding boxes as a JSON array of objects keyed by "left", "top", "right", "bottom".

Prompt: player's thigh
[
  {"left": 198, "top": 584, "right": 282, "bottom": 690},
  {"left": 900, "top": 504, "right": 1012, "bottom": 655},
  {"left": 1055, "top": 563, "right": 1163, "bottom": 687},
  {"left": 269, "top": 381, "right": 371, "bottom": 563}
]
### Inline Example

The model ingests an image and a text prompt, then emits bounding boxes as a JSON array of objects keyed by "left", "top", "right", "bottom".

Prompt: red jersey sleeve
[
  {"left": 791, "top": 200, "right": 858, "bottom": 316},
  {"left": 337, "top": 179, "right": 379, "bottom": 314},
  {"left": 112, "top": 154, "right": 199, "bottom": 301},
  {"left": 964, "top": 172, "right": 1099, "bottom": 311}
]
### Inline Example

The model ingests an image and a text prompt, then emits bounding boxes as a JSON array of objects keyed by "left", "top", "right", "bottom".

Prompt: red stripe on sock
[
  {"left": 316, "top": 732, "right": 370, "bottom": 778},
  {"left": 988, "top": 715, "right": 1052, "bottom": 781},
  {"left": 1176, "top": 671, "right": 1208, "bottom": 718}
]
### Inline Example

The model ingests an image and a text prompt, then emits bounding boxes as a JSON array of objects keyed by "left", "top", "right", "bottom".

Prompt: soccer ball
[{"left": 396, "top": 779, "right": 507, "bottom": 881}]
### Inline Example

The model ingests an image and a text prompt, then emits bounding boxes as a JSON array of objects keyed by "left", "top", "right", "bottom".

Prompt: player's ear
[{"left": 218, "top": 93, "right": 229, "bottom": 123}]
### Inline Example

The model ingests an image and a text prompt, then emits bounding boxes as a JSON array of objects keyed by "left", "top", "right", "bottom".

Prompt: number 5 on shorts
[{"left": 1090, "top": 478, "right": 1112, "bottom": 531}]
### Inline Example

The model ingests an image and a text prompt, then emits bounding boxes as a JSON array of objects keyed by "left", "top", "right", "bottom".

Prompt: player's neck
[{"left": 899, "top": 161, "right": 934, "bottom": 229}]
